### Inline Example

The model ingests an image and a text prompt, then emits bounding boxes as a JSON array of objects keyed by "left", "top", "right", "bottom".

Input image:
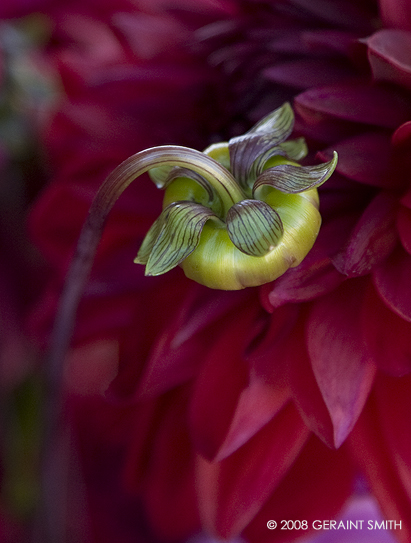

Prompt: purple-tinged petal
[
  {"left": 264, "top": 58, "right": 354, "bottom": 89},
  {"left": 332, "top": 192, "right": 399, "bottom": 276},
  {"left": 318, "top": 132, "right": 405, "bottom": 189},
  {"left": 302, "top": 29, "right": 361, "bottom": 57},
  {"left": 362, "top": 283, "right": 411, "bottom": 376},
  {"left": 373, "top": 245, "right": 411, "bottom": 322},
  {"left": 397, "top": 205, "right": 411, "bottom": 254},
  {"left": 366, "top": 29, "right": 411, "bottom": 91},
  {"left": 288, "top": 0, "right": 376, "bottom": 32},
  {"left": 196, "top": 402, "right": 309, "bottom": 540},
  {"left": 379, "top": 0, "right": 411, "bottom": 32},
  {"left": 306, "top": 280, "right": 376, "bottom": 448},
  {"left": 295, "top": 83, "right": 411, "bottom": 130}
]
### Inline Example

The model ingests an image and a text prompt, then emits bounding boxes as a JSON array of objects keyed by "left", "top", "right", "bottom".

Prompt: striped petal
[
  {"left": 253, "top": 151, "right": 338, "bottom": 195},
  {"left": 229, "top": 102, "right": 294, "bottom": 190},
  {"left": 226, "top": 199, "right": 283, "bottom": 257},
  {"left": 135, "top": 201, "right": 219, "bottom": 275}
]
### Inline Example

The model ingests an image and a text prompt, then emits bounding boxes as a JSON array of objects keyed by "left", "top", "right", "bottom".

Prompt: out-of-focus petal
[
  {"left": 306, "top": 280, "right": 376, "bottom": 448},
  {"left": 264, "top": 58, "right": 353, "bottom": 89},
  {"left": 295, "top": 83, "right": 411, "bottom": 137},
  {"left": 349, "top": 395, "right": 411, "bottom": 543},
  {"left": 379, "top": 0, "right": 411, "bottom": 32},
  {"left": 397, "top": 205, "right": 411, "bottom": 254},
  {"left": 141, "top": 388, "right": 201, "bottom": 542},
  {"left": 373, "top": 245, "right": 411, "bottom": 322},
  {"left": 135, "top": 288, "right": 252, "bottom": 398},
  {"left": 287, "top": 0, "right": 376, "bottom": 32},
  {"left": 374, "top": 374, "right": 411, "bottom": 502},
  {"left": 332, "top": 192, "right": 398, "bottom": 276},
  {"left": 318, "top": 132, "right": 405, "bottom": 188},
  {"left": 243, "top": 436, "right": 354, "bottom": 543},
  {"left": 366, "top": 29, "right": 411, "bottom": 90},
  {"left": 196, "top": 403, "right": 309, "bottom": 540},
  {"left": 362, "top": 283, "right": 411, "bottom": 376}
]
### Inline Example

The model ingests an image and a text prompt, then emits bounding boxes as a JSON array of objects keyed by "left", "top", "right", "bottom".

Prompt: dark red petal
[
  {"left": 397, "top": 205, "right": 411, "bottom": 254},
  {"left": 190, "top": 303, "right": 291, "bottom": 461},
  {"left": 379, "top": 0, "right": 411, "bottom": 32},
  {"left": 243, "top": 436, "right": 354, "bottom": 543},
  {"left": 196, "top": 403, "right": 309, "bottom": 540},
  {"left": 140, "top": 389, "right": 201, "bottom": 542},
  {"left": 136, "top": 288, "right": 251, "bottom": 397},
  {"left": 363, "top": 283, "right": 411, "bottom": 376},
  {"left": 375, "top": 374, "right": 411, "bottom": 498},
  {"left": 295, "top": 83, "right": 411, "bottom": 130},
  {"left": 373, "top": 245, "right": 411, "bottom": 322},
  {"left": 285, "top": 317, "right": 336, "bottom": 447},
  {"left": 306, "top": 280, "right": 376, "bottom": 448},
  {"left": 318, "top": 132, "right": 404, "bottom": 188},
  {"left": 349, "top": 393, "right": 411, "bottom": 543},
  {"left": 366, "top": 29, "right": 411, "bottom": 91},
  {"left": 332, "top": 192, "right": 399, "bottom": 276}
]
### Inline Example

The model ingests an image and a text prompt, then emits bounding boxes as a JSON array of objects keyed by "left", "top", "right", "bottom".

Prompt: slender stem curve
[{"left": 38, "top": 144, "right": 244, "bottom": 543}]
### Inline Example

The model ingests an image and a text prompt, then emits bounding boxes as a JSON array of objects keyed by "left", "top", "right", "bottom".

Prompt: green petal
[
  {"left": 253, "top": 151, "right": 338, "bottom": 196},
  {"left": 228, "top": 102, "right": 294, "bottom": 191},
  {"left": 226, "top": 199, "right": 284, "bottom": 257},
  {"left": 135, "top": 201, "right": 219, "bottom": 276}
]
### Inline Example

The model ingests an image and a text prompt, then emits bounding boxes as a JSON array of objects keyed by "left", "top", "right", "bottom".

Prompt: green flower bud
[{"left": 134, "top": 102, "right": 337, "bottom": 290}]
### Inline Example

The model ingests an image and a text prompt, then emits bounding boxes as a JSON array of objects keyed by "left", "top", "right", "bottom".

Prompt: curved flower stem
[{"left": 37, "top": 145, "right": 243, "bottom": 543}]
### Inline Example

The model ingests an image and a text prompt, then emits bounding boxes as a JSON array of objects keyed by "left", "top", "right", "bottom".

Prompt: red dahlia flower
[{"left": 23, "top": 0, "right": 411, "bottom": 542}]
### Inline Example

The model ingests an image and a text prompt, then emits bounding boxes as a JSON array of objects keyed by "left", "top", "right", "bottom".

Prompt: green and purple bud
[{"left": 134, "top": 103, "right": 337, "bottom": 289}]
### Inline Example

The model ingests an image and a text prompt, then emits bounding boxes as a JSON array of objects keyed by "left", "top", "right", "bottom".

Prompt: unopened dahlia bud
[{"left": 135, "top": 102, "right": 337, "bottom": 289}]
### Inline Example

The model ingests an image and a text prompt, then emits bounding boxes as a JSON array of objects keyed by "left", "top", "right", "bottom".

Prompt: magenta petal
[
  {"left": 306, "top": 280, "right": 376, "bottom": 448},
  {"left": 373, "top": 245, "right": 411, "bottom": 322},
  {"left": 379, "top": 0, "right": 411, "bottom": 32},
  {"left": 318, "top": 132, "right": 403, "bottom": 188},
  {"left": 362, "top": 284, "right": 411, "bottom": 376},
  {"left": 332, "top": 192, "right": 399, "bottom": 276},
  {"left": 366, "top": 29, "right": 411, "bottom": 91},
  {"left": 295, "top": 83, "right": 411, "bottom": 129},
  {"left": 196, "top": 403, "right": 309, "bottom": 539}
]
